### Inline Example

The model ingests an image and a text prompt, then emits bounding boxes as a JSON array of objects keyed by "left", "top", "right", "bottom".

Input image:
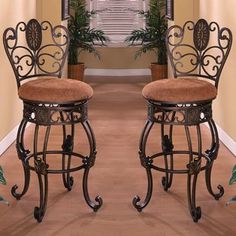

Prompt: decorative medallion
[
  {"left": 26, "top": 19, "right": 42, "bottom": 51},
  {"left": 193, "top": 19, "right": 209, "bottom": 51}
]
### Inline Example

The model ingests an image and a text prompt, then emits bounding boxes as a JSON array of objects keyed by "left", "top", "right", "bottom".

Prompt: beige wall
[
  {"left": 80, "top": 47, "right": 156, "bottom": 69},
  {"left": 198, "top": 0, "right": 236, "bottom": 142},
  {"left": 0, "top": 0, "right": 37, "bottom": 141}
]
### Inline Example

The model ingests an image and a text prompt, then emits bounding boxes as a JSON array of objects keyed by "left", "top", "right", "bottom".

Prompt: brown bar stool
[
  {"left": 3, "top": 19, "right": 102, "bottom": 222},
  {"left": 133, "top": 19, "right": 232, "bottom": 222}
]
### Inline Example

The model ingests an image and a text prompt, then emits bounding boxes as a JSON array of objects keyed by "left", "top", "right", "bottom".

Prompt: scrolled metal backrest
[
  {"left": 166, "top": 19, "right": 232, "bottom": 88},
  {"left": 3, "top": 19, "right": 69, "bottom": 88}
]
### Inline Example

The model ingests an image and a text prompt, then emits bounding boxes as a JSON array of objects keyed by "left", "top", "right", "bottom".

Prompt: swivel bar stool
[
  {"left": 133, "top": 19, "right": 232, "bottom": 222},
  {"left": 3, "top": 19, "right": 102, "bottom": 222}
]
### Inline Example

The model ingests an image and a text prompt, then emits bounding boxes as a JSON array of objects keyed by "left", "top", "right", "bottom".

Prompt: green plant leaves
[
  {"left": 0, "top": 166, "right": 7, "bottom": 186},
  {"left": 226, "top": 195, "right": 236, "bottom": 205},
  {"left": 0, "top": 166, "right": 9, "bottom": 205},
  {"left": 125, "top": 0, "right": 167, "bottom": 64},
  {"left": 0, "top": 195, "right": 9, "bottom": 205},
  {"left": 68, "top": 0, "right": 109, "bottom": 64},
  {"left": 229, "top": 165, "right": 236, "bottom": 185}
]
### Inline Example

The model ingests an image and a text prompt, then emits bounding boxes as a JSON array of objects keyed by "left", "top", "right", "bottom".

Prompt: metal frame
[
  {"left": 3, "top": 19, "right": 102, "bottom": 222},
  {"left": 133, "top": 19, "right": 232, "bottom": 222}
]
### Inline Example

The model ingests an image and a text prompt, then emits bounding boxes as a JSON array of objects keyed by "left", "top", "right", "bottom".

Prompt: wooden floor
[{"left": 0, "top": 76, "right": 236, "bottom": 236}]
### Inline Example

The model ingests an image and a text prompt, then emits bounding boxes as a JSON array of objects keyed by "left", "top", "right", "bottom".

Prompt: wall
[
  {"left": 80, "top": 47, "right": 156, "bottom": 69},
  {"left": 0, "top": 0, "right": 37, "bottom": 142},
  {"left": 198, "top": 0, "right": 236, "bottom": 146}
]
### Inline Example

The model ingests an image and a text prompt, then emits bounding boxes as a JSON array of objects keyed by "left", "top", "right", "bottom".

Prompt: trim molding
[
  {"left": 85, "top": 68, "right": 151, "bottom": 76},
  {"left": 205, "top": 123, "right": 236, "bottom": 156},
  {"left": 0, "top": 123, "right": 30, "bottom": 156},
  {"left": 216, "top": 123, "right": 236, "bottom": 156},
  {"left": 0, "top": 125, "right": 19, "bottom": 156}
]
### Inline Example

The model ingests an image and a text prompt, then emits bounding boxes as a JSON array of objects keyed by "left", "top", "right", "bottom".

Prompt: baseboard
[
  {"left": 0, "top": 125, "right": 18, "bottom": 156},
  {"left": 205, "top": 123, "right": 236, "bottom": 156},
  {"left": 0, "top": 123, "right": 30, "bottom": 156},
  {"left": 85, "top": 68, "right": 151, "bottom": 76}
]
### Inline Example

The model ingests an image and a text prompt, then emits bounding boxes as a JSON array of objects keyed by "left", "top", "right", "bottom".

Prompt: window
[{"left": 89, "top": 0, "right": 148, "bottom": 44}]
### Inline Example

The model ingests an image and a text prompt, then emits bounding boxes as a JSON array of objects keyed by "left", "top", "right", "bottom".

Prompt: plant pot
[
  {"left": 68, "top": 63, "right": 85, "bottom": 81},
  {"left": 150, "top": 63, "right": 168, "bottom": 81}
]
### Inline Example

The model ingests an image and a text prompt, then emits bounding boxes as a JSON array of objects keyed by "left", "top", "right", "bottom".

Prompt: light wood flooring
[{"left": 0, "top": 76, "right": 236, "bottom": 236}]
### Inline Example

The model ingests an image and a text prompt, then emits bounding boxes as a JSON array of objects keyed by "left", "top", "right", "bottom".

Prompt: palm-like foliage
[
  {"left": 125, "top": 0, "right": 167, "bottom": 65},
  {"left": 68, "top": 0, "right": 109, "bottom": 65},
  {"left": 0, "top": 166, "right": 8, "bottom": 205},
  {"left": 228, "top": 165, "right": 236, "bottom": 205}
]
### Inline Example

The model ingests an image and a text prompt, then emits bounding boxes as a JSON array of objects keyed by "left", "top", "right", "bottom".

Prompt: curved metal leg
[
  {"left": 161, "top": 113, "right": 174, "bottom": 191},
  {"left": 11, "top": 119, "right": 31, "bottom": 200},
  {"left": 33, "top": 125, "right": 50, "bottom": 222},
  {"left": 61, "top": 112, "right": 74, "bottom": 191},
  {"left": 187, "top": 171, "right": 201, "bottom": 222},
  {"left": 205, "top": 119, "right": 224, "bottom": 200},
  {"left": 185, "top": 125, "right": 201, "bottom": 222},
  {"left": 82, "top": 120, "right": 103, "bottom": 212},
  {"left": 133, "top": 120, "right": 154, "bottom": 212}
]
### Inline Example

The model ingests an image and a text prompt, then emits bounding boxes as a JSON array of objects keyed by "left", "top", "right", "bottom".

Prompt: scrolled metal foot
[
  {"left": 191, "top": 206, "right": 201, "bottom": 223},
  {"left": 34, "top": 206, "right": 44, "bottom": 223},
  {"left": 132, "top": 195, "right": 143, "bottom": 212},
  {"left": 133, "top": 167, "right": 153, "bottom": 212},
  {"left": 83, "top": 168, "right": 103, "bottom": 212},
  {"left": 92, "top": 196, "right": 103, "bottom": 212},
  {"left": 188, "top": 172, "right": 202, "bottom": 223},
  {"left": 205, "top": 165, "right": 224, "bottom": 200},
  {"left": 64, "top": 176, "right": 74, "bottom": 191},
  {"left": 162, "top": 176, "right": 172, "bottom": 191},
  {"left": 11, "top": 165, "right": 30, "bottom": 200},
  {"left": 11, "top": 185, "right": 21, "bottom": 200}
]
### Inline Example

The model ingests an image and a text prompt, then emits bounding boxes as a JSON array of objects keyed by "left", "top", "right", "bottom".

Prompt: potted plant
[
  {"left": 125, "top": 0, "right": 168, "bottom": 81},
  {"left": 68, "top": 0, "right": 109, "bottom": 80},
  {"left": 0, "top": 166, "right": 8, "bottom": 205},
  {"left": 227, "top": 165, "right": 236, "bottom": 204}
]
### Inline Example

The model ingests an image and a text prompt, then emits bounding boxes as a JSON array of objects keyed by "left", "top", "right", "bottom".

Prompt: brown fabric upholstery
[
  {"left": 18, "top": 77, "right": 93, "bottom": 103},
  {"left": 142, "top": 78, "right": 217, "bottom": 103}
]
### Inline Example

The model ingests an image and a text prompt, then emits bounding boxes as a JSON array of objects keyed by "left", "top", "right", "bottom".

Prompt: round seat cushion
[
  {"left": 142, "top": 78, "right": 217, "bottom": 103},
  {"left": 18, "top": 77, "right": 93, "bottom": 103}
]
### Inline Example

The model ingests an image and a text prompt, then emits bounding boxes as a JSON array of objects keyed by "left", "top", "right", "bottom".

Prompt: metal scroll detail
[
  {"left": 166, "top": 19, "right": 232, "bottom": 88},
  {"left": 148, "top": 101, "right": 212, "bottom": 125},
  {"left": 3, "top": 19, "right": 69, "bottom": 88},
  {"left": 23, "top": 101, "right": 88, "bottom": 125}
]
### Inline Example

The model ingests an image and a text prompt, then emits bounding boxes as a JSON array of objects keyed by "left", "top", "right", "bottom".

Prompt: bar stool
[
  {"left": 133, "top": 19, "right": 232, "bottom": 222},
  {"left": 3, "top": 19, "right": 102, "bottom": 222}
]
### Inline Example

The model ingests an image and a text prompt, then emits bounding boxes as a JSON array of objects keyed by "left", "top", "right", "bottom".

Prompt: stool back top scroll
[
  {"left": 166, "top": 18, "right": 233, "bottom": 89},
  {"left": 3, "top": 19, "right": 69, "bottom": 89}
]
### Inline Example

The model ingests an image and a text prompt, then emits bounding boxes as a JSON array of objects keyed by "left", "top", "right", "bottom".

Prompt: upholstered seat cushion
[
  {"left": 142, "top": 78, "right": 217, "bottom": 103},
  {"left": 18, "top": 77, "right": 93, "bottom": 103}
]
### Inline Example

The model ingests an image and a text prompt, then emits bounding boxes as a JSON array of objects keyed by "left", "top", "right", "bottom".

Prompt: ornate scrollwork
[
  {"left": 148, "top": 102, "right": 212, "bottom": 125},
  {"left": 23, "top": 101, "right": 88, "bottom": 125},
  {"left": 166, "top": 19, "right": 232, "bottom": 88},
  {"left": 3, "top": 19, "right": 69, "bottom": 88}
]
